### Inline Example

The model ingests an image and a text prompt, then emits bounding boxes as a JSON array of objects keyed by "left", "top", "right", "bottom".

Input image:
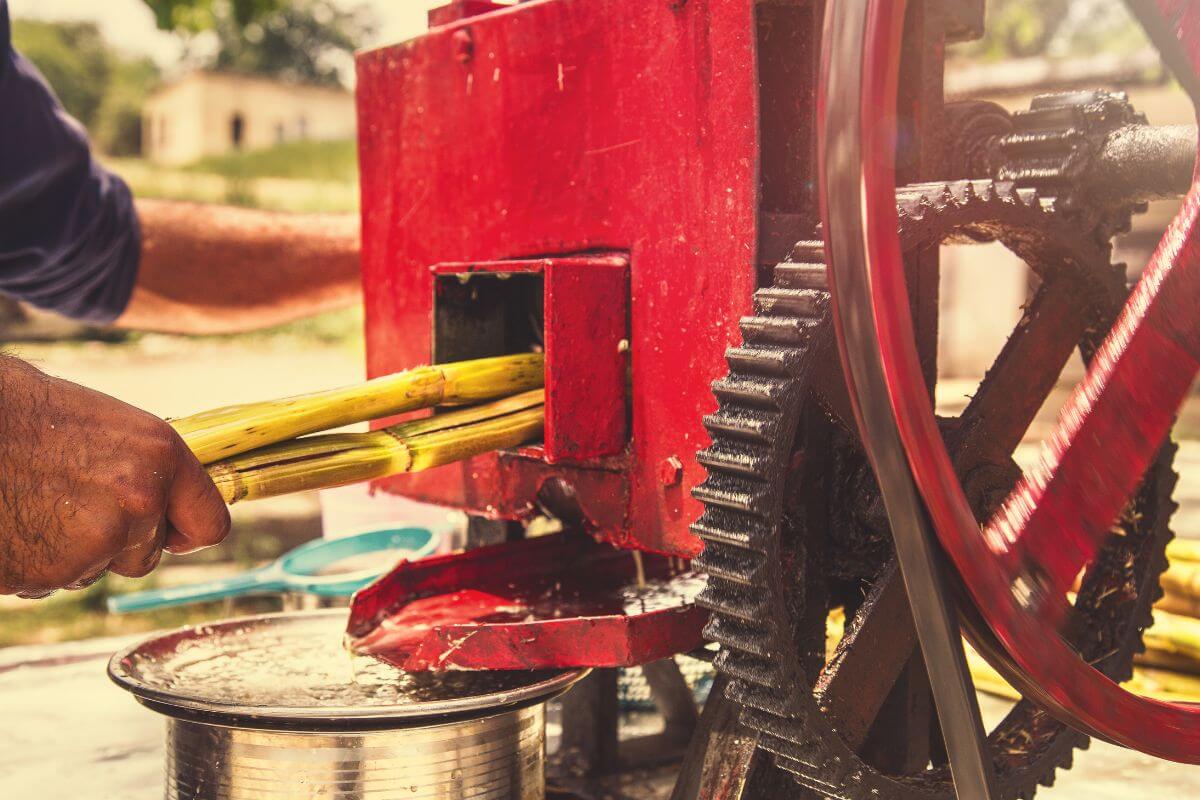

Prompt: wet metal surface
[{"left": 110, "top": 610, "right": 574, "bottom": 724}]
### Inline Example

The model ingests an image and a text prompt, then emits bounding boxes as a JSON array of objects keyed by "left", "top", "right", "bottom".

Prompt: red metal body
[
  {"left": 356, "top": 0, "right": 763, "bottom": 560},
  {"left": 347, "top": 533, "right": 706, "bottom": 670},
  {"left": 825, "top": 0, "right": 1200, "bottom": 763}
]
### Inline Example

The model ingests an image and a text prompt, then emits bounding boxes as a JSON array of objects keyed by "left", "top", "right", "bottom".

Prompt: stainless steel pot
[{"left": 109, "top": 610, "right": 584, "bottom": 800}]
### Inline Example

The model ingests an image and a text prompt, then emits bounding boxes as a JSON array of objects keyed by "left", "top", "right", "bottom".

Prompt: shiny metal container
[
  {"left": 109, "top": 610, "right": 584, "bottom": 800},
  {"left": 163, "top": 704, "right": 546, "bottom": 799}
]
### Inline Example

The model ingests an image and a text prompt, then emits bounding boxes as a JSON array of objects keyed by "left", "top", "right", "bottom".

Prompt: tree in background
[
  {"left": 95, "top": 58, "right": 163, "bottom": 157},
  {"left": 143, "top": 0, "right": 376, "bottom": 87},
  {"left": 11, "top": 20, "right": 111, "bottom": 128},
  {"left": 143, "top": 0, "right": 286, "bottom": 32},
  {"left": 12, "top": 20, "right": 159, "bottom": 156},
  {"left": 959, "top": 0, "right": 1149, "bottom": 61}
]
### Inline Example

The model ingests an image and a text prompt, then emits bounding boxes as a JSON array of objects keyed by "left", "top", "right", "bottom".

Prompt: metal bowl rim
[{"left": 107, "top": 609, "right": 587, "bottom": 723}]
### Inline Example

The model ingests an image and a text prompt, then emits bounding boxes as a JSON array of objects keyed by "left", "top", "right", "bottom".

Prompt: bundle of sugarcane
[
  {"left": 170, "top": 354, "right": 545, "bottom": 505},
  {"left": 1157, "top": 539, "right": 1200, "bottom": 619},
  {"left": 206, "top": 389, "right": 544, "bottom": 504},
  {"left": 964, "top": 640, "right": 1200, "bottom": 705},
  {"left": 173, "top": 354, "right": 544, "bottom": 464},
  {"left": 965, "top": 602, "right": 1200, "bottom": 702},
  {"left": 825, "top": 602, "right": 1200, "bottom": 704}
]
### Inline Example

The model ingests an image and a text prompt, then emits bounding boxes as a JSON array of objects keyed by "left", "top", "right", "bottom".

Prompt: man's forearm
[{"left": 115, "top": 199, "right": 362, "bottom": 335}]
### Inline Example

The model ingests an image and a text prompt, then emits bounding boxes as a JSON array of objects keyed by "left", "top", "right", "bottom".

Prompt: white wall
[{"left": 143, "top": 73, "right": 356, "bottom": 164}]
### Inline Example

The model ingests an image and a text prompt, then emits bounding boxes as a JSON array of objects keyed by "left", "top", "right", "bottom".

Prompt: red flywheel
[{"left": 821, "top": 0, "right": 1200, "bottom": 763}]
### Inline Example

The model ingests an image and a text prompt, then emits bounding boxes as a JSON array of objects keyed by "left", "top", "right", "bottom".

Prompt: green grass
[
  {"left": 187, "top": 139, "right": 359, "bottom": 183},
  {"left": 107, "top": 138, "right": 361, "bottom": 214},
  {"left": 0, "top": 573, "right": 280, "bottom": 648}
]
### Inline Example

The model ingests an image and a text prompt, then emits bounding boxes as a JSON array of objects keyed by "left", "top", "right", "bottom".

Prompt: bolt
[
  {"left": 659, "top": 456, "right": 683, "bottom": 487},
  {"left": 453, "top": 29, "right": 474, "bottom": 63}
]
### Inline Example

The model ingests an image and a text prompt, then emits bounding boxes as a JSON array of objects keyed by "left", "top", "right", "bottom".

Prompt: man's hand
[{"left": 0, "top": 358, "right": 230, "bottom": 597}]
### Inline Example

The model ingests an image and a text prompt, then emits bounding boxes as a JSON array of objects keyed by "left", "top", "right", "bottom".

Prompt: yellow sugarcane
[
  {"left": 206, "top": 389, "right": 545, "bottom": 504},
  {"left": 174, "top": 353, "right": 544, "bottom": 464},
  {"left": 1167, "top": 539, "right": 1200, "bottom": 565}
]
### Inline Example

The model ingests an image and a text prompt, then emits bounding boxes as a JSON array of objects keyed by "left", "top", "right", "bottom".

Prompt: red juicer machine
[{"left": 345, "top": 1, "right": 1200, "bottom": 797}]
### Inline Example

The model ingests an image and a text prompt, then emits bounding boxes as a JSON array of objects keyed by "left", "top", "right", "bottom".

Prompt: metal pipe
[{"left": 1088, "top": 123, "right": 1197, "bottom": 203}]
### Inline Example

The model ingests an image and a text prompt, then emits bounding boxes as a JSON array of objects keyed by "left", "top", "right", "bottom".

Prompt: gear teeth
[
  {"left": 757, "top": 731, "right": 812, "bottom": 761},
  {"left": 692, "top": 169, "right": 1171, "bottom": 798},
  {"left": 696, "top": 581, "right": 769, "bottom": 622},
  {"left": 696, "top": 439, "right": 776, "bottom": 477},
  {"left": 784, "top": 762, "right": 853, "bottom": 800},
  {"left": 788, "top": 240, "right": 826, "bottom": 264},
  {"left": 724, "top": 346, "right": 807, "bottom": 377},
  {"left": 693, "top": 545, "right": 767, "bottom": 585},
  {"left": 727, "top": 677, "right": 793, "bottom": 717},
  {"left": 740, "top": 314, "right": 823, "bottom": 347},
  {"left": 714, "top": 647, "right": 784, "bottom": 686},
  {"left": 711, "top": 374, "right": 795, "bottom": 409},
  {"left": 737, "top": 705, "right": 806, "bottom": 741},
  {"left": 692, "top": 472, "right": 773, "bottom": 516},
  {"left": 774, "top": 262, "right": 829, "bottom": 290},
  {"left": 755, "top": 287, "right": 828, "bottom": 317},
  {"left": 996, "top": 89, "right": 1147, "bottom": 239},
  {"left": 703, "top": 614, "right": 773, "bottom": 656},
  {"left": 690, "top": 507, "right": 770, "bottom": 549},
  {"left": 703, "top": 404, "right": 784, "bottom": 444}
]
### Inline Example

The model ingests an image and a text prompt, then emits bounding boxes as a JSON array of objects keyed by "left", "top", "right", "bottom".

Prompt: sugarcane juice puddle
[{"left": 122, "top": 617, "right": 556, "bottom": 708}]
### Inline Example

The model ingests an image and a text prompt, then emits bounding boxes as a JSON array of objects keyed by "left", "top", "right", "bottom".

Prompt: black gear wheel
[
  {"left": 692, "top": 178, "right": 1178, "bottom": 800},
  {"left": 997, "top": 89, "right": 1148, "bottom": 241}
]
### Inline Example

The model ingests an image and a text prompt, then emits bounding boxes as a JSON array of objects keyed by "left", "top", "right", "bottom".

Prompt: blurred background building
[{"left": 143, "top": 70, "right": 355, "bottom": 164}]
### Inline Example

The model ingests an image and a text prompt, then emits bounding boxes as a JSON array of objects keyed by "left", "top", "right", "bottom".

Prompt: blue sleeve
[{"left": 0, "top": 0, "right": 140, "bottom": 324}]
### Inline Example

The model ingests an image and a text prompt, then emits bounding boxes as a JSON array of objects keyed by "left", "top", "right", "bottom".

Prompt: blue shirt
[{"left": 0, "top": 0, "right": 140, "bottom": 324}]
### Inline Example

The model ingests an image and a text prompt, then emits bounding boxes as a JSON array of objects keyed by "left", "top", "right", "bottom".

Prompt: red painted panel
[
  {"left": 544, "top": 256, "right": 628, "bottom": 461},
  {"left": 433, "top": 255, "right": 630, "bottom": 462},
  {"left": 356, "top": 0, "right": 760, "bottom": 557}
]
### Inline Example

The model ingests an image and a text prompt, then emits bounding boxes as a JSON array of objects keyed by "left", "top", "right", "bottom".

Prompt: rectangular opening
[
  {"left": 431, "top": 256, "right": 629, "bottom": 463},
  {"left": 433, "top": 272, "right": 545, "bottom": 364}
]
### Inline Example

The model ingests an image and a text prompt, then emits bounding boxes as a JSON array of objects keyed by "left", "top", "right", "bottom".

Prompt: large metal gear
[{"left": 693, "top": 176, "right": 1178, "bottom": 798}]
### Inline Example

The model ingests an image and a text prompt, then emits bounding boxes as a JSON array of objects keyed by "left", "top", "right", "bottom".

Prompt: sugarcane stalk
[
  {"left": 967, "top": 645, "right": 1200, "bottom": 704},
  {"left": 1144, "top": 607, "right": 1200, "bottom": 664},
  {"left": 1156, "top": 588, "right": 1200, "bottom": 620},
  {"left": 174, "top": 354, "right": 544, "bottom": 464},
  {"left": 1168, "top": 538, "right": 1200, "bottom": 565},
  {"left": 1136, "top": 646, "right": 1200, "bottom": 676},
  {"left": 207, "top": 390, "right": 545, "bottom": 505},
  {"left": 1161, "top": 560, "right": 1200, "bottom": 601}
]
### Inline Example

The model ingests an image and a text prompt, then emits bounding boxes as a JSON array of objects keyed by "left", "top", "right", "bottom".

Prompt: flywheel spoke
[
  {"left": 956, "top": 278, "right": 1095, "bottom": 462},
  {"left": 999, "top": 190, "right": 1200, "bottom": 603},
  {"left": 815, "top": 564, "right": 916, "bottom": 751}
]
